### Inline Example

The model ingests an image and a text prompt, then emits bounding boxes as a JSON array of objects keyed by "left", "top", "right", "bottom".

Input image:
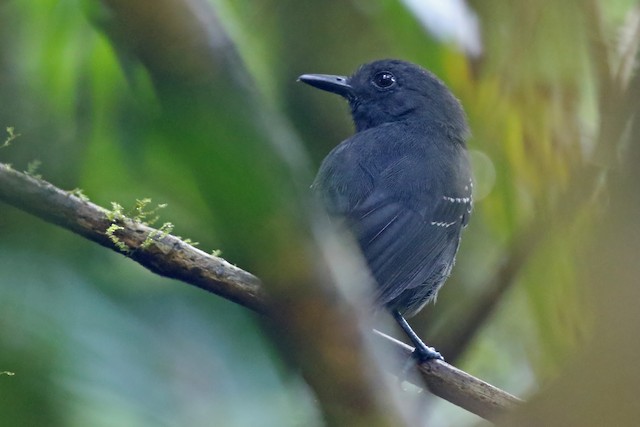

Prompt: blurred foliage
[{"left": 1, "top": 0, "right": 638, "bottom": 426}]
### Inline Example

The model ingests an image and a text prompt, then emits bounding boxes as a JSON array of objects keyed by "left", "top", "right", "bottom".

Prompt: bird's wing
[
  {"left": 350, "top": 174, "right": 471, "bottom": 308},
  {"left": 313, "top": 132, "right": 472, "bottom": 310}
]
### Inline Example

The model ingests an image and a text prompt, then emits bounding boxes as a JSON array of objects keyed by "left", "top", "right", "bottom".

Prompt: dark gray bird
[{"left": 299, "top": 59, "right": 472, "bottom": 361}]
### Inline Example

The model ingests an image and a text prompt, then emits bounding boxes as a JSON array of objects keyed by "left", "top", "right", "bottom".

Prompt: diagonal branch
[
  {"left": 374, "top": 331, "right": 520, "bottom": 422},
  {"left": 0, "top": 162, "right": 521, "bottom": 421}
]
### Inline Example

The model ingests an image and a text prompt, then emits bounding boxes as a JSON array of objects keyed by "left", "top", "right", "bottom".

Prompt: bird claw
[
  {"left": 412, "top": 344, "right": 444, "bottom": 363},
  {"left": 397, "top": 344, "right": 444, "bottom": 383}
]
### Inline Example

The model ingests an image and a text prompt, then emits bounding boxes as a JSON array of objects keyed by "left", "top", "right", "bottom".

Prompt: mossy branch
[{"left": 0, "top": 163, "right": 265, "bottom": 313}]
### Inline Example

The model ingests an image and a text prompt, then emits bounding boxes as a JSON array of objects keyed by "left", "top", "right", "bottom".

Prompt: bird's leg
[{"left": 392, "top": 310, "right": 443, "bottom": 362}]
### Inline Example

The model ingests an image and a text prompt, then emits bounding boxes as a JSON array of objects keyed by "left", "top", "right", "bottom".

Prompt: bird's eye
[{"left": 372, "top": 71, "right": 396, "bottom": 89}]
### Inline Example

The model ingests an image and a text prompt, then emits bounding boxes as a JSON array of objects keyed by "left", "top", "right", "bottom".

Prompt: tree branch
[
  {"left": 0, "top": 163, "right": 267, "bottom": 314},
  {"left": 0, "top": 162, "right": 521, "bottom": 421},
  {"left": 374, "top": 331, "right": 520, "bottom": 422}
]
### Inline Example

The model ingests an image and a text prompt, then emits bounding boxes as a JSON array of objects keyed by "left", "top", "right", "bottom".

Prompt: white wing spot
[
  {"left": 431, "top": 220, "right": 456, "bottom": 228},
  {"left": 443, "top": 196, "right": 471, "bottom": 204}
]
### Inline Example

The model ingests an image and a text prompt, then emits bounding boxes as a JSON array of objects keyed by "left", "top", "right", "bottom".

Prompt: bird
[{"left": 298, "top": 59, "right": 473, "bottom": 361}]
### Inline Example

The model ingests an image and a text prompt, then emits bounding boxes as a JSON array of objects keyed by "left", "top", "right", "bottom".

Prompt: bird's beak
[{"left": 298, "top": 74, "right": 354, "bottom": 99}]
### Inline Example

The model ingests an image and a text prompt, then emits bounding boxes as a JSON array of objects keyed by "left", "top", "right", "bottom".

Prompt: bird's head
[{"left": 299, "top": 59, "right": 468, "bottom": 138}]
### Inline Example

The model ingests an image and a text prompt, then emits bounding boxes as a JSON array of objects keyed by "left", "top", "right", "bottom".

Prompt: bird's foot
[
  {"left": 398, "top": 344, "right": 444, "bottom": 382},
  {"left": 391, "top": 310, "right": 444, "bottom": 364},
  {"left": 412, "top": 343, "right": 444, "bottom": 363}
]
